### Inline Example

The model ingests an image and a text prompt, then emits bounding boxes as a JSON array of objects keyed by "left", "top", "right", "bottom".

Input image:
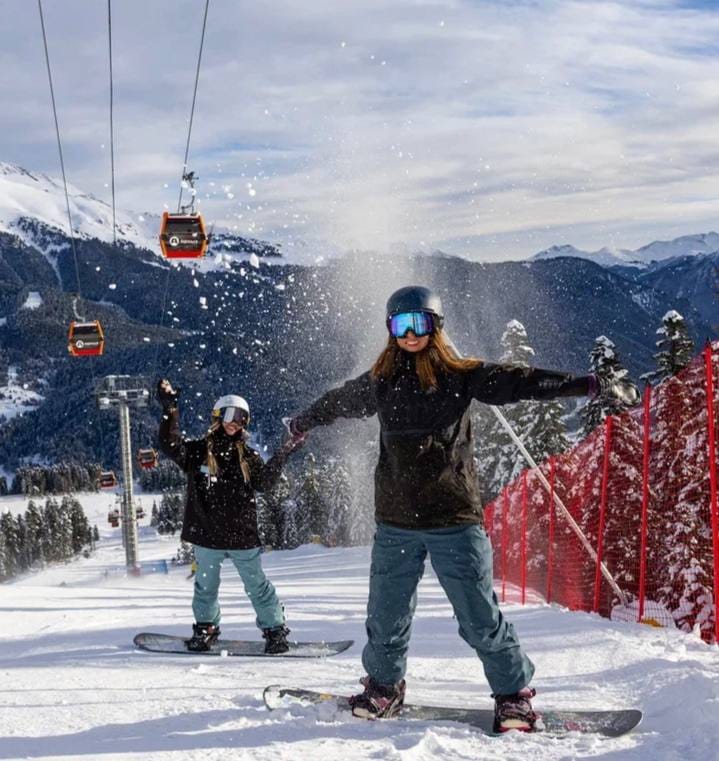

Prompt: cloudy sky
[{"left": 2, "top": 0, "right": 718, "bottom": 261}]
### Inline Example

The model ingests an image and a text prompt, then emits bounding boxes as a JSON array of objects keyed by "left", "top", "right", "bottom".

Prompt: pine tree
[
  {"left": 0, "top": 526, "right": 7, "bottom": 580},
  {"left": 580, "top": 336, "right": 634, "bottom": 435},
  {"left": 473, "top": 320, "right": 569, "bottom": 502},
  {"left": 325, "top": 459, "right": 353, "bottom": 546},
  {"left": 42, "top": 498, "right": 61, "bottom": 562},
  {"left": 294, "top": 454, "right": 327, "bottom": 543},
  {"left": 641, "top": 310, "right": 695, "bottom": 385},
  {"left": 258, "top": 473, "right": 292, "bottom": 548},
  {"left": 0, "top": 512, "right": 19, "bottom": 577},
  {"left": 25, "top": 500, "right": 44, "bottom": 567}
]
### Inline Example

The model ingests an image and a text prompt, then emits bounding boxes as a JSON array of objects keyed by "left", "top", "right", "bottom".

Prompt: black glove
[
  {"left": 591, "top": 374, "right": 640, "bottom": 407},
  {"left": 284, "top": 416, "right": 309, "bottom": 437},
  {"left": 280, "top": 430, "right": 308, "bottom": 455},
  {"left": 157, "top": 378, "right": 180, "bottom": 411}
]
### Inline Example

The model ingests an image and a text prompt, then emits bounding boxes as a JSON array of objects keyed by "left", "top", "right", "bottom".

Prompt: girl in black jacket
[
  {"left": 158, "top": 380, "right": 305, "bottom": 653},
  {"left": 289, "top": 286, "right": 637, "bottom": 731}
]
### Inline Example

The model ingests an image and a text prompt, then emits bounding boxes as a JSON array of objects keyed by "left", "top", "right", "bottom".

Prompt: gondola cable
[
  {"left": 152, "top": 0, "right": 211, "bottom": 385},
  {"left": 38, "top": 0, "right": 84, "bottom": 318}
]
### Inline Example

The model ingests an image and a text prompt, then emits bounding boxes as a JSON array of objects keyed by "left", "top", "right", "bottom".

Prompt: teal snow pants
[
  {"left": 192, "top": 545, "right": 285, "bottom": 630},
  {"left": 362, "top": 522, "right": 535, "bottom": 695}
]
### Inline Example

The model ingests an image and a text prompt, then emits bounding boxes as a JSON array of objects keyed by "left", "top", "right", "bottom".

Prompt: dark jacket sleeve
[
  {"left": 468, "top": 362, "right": 591, "bottom": 405},
  {"left": 295, "top": 371, "right": 377, "bottom": 431},
  {"left": 158, "top": 408, "right": 205, "bottom": 473},
  {"left": 247, "top": 448, "right": 288, "bottom": 493}
]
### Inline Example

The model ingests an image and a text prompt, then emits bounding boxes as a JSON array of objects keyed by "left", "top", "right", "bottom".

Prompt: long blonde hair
[
  {"left": 205, "top": 421, "right": 251, "bottom": 483},
  {"left": 371, "top": 329, "right": 483, "bottom": 392}
]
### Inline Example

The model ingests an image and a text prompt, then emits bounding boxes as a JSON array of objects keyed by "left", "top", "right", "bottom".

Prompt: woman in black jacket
[
  {"left": 158, "top": 380, "right": 305, "bottom": 653},
  {"left": 288, "top": 286, "right": 637, "bottom": 731}
]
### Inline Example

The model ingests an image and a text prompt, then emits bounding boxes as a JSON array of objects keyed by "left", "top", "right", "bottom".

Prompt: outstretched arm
[
  {"left": 468, "top": 363, "right": 591, "bottom": 405},
  {"left": 468, "top": 363, "right": 640, "bottom": 407},
  {"left": 291, "top": 371, "right": 377, "bottom": 433}
]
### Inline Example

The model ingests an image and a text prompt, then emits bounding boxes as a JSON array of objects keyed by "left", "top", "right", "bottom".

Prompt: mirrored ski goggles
[
  {"left": 214, "top": 406, "right": 249, "bottom": 425},
  {"left": 387, "top": 311, "right": 435, "bottom": 339}
]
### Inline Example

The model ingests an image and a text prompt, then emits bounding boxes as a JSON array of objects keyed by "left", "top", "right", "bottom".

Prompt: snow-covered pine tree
[
  {"left": 325, "top": 459, "right": 353, "bottom": 546},
  {"left": 25, "top": 500, "right": 44, "bottom": 567},
  {"left": 0, "top": 512, "right": 19, "bottom": 577},
  {"left": 580, "top": 336, "right": 633, "bottom": 436},
  {"left": 65, "top": 497, "right": 90, "bottom": 554},
  {"left": 0, "top": 525, "right": 7, "bottom": 580},
  {"left": 14, "top": 514, "right": 30, "bottom": 573},
  {"left": 473, "top": 320, "right": 569, "bottom": 502},
  {"left": 641, "top": 310, "right": 695, "bottom": 385},
  {"left": 258, "top": 473, "right": 292, "bottom": 548},
  {"left": 294, "top": 453, "right": 327, "bottom": 544},
  {"left": 42, "top": 498, "right": 60, "bottom": 562}
]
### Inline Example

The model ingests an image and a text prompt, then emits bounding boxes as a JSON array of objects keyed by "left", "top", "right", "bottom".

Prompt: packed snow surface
[{"left": 1, "top": 491, "right": 718, "bottom": 761}]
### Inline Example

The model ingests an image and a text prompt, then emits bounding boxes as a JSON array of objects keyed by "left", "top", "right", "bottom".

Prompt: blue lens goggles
[{"left": 388, "top": 311, "right": 435, "bottom": 339}]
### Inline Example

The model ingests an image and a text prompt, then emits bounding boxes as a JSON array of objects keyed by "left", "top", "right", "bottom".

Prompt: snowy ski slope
[{"left": 1, "top": 491, "right": 718, "bottom": 761}]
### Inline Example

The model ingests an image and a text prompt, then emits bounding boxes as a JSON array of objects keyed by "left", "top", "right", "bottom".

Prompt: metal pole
[
  {"left": 489, "top": 405, "right": 628, "bottom": 608},
  {"left": 703, "top": 344, "right": 719, "bottom": 644},
  {"left": 593, "top": 416, "right": 613, "bottom": 613},
  {"left": 638, "top": 384, "right": 652, "bottom": 623},
  {"left": 118, "top": 401, "right": 139, "bottom": 569}
]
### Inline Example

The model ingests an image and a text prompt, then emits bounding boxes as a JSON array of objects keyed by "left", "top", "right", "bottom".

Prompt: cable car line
[
  {"left": 153, "top": 0, "right": 211, "bottom": 384},
  {"left": 38, "top": 0, "right": 84, "bottom": 312},
  {"left": 177, "top": 0, "right": 210, "bottom": 214},
  {"left": 108, "top": 0, "right": 117, "bottom": 246}
]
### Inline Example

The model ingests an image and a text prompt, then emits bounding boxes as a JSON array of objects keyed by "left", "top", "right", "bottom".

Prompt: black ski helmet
[{"left": 385, "top": 286, "right": 444, "bottom": 330}]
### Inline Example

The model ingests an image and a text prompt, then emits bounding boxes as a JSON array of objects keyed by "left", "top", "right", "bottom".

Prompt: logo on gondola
[
  {"left": 169, "top": 235, "right": 180, "bottom": 247},
  {"left": 76, "top": 339, "right": 85, "bottom": 348}
]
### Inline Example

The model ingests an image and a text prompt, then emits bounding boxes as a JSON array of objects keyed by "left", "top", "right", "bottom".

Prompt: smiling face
[
  {"left": 222, "top": 420, "right": 243, "bottom": 436},
  {"left": 396, "top": 332, "right": 430, "bottom": 353}
]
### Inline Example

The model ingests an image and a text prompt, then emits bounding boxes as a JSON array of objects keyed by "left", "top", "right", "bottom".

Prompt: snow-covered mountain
[
  {"left": 531, "top": 233, "right": 719, "bottom": 268},
  {"left": 0, "top": 162, "right": 281, "bottom": 262},
  {"left": 0, "top": 162, "right": 156, "bottom": 251}
]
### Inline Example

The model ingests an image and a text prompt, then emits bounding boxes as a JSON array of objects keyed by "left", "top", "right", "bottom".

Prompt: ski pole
[{"left": 489, "top": 405, "right": 628, "bottom": 608}]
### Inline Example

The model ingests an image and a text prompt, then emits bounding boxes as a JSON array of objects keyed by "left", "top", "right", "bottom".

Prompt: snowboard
[
  {"left": 133, "top": 633, "right": 353, "bottom": 658},
  {"left": 263, "top": 685, "right": 642, "bottom": 737}
]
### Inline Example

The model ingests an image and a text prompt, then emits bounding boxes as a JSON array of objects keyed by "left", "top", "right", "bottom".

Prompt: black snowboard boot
[
  {"left": 349, "top": 675, "right": 406, "bottom": 719},
  {"left": 493, "top": 687, "right": 537, "bottom": 732},
  {"left": 186, "top": 622, "right": 221, "bottom": 652},
  {"left": 262, "top": 625, "right": 290, "bottom": 654}
]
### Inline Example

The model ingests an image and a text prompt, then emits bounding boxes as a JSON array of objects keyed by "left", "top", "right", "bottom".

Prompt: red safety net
[{"left": 485, "top": 342, "right": 719, "bottom": 644}]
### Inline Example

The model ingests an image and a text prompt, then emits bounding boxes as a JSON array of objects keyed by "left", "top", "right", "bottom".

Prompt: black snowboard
[
  {"left": 133, "top": 633, "right": 353, "bottom": 658},
  {"left": 263, "top": 685, "right": 642, "bottom": 737}
]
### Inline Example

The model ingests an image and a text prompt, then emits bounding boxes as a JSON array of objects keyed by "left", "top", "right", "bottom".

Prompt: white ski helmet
[{"left": 212, "top": 394, "right": 250, "bottom": 424}]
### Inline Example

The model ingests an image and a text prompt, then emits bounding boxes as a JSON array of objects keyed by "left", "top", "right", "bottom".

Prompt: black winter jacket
[
  {"left": 159, "top": 408, "right": 287, "bottom": 549},
  {"left": 295, "top": 355, "right": 590, "bottom": 530}
]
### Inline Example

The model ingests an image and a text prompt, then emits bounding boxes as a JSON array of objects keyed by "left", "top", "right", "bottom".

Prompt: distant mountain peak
[
  {"left": 0, "top": 160, "right": 282, "bottom": 263},
  {"left": 532, "top": 232, "right": 719, "bottom": 268}
]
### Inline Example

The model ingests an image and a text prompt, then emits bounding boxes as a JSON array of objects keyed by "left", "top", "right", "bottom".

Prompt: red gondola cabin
[
  {"left": 137, "top": 448, "right": 158, "bottom": 470},
  {"left": 68, "top": 320, "right": 105, "bottom": 357},
  {"left": 99, "top": 470, "right": 118, "bottom": 489},
  {"left": 159, "top": 212, "right": 209, "bottom": 259}
]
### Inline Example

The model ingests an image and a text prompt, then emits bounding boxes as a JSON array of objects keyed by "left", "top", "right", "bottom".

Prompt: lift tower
[{"left": 96, "top": 375, "right": 150, "bottom": 570}]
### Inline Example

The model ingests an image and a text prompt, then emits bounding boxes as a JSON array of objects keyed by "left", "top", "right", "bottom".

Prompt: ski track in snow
[{"left": 1, "top": 492, "right": 718, "bottom": 761}]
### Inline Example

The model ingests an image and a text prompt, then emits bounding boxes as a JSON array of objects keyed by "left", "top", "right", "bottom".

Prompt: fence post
[
  {"left": 501, "top": 487, "right": 508, "bottom": 603},
  {"left": 521, "top": 470, "right": 528, "bottom": 605},
  {"left": 593, "top": 415, "right": 614, "bottom": 613},
  {"left": 546, "top": 456, "right": 556, "bottom": 604},
  {"left": 638, "top": 384, "right": 652, "bottom": 623},
  {"left": 703, "top": 344, "right": 719, "bottom": 644}
]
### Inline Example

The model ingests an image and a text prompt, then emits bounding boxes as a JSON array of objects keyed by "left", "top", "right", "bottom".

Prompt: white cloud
[{"left": 2, "top": 0, "right": 718, "bottom": 261}]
